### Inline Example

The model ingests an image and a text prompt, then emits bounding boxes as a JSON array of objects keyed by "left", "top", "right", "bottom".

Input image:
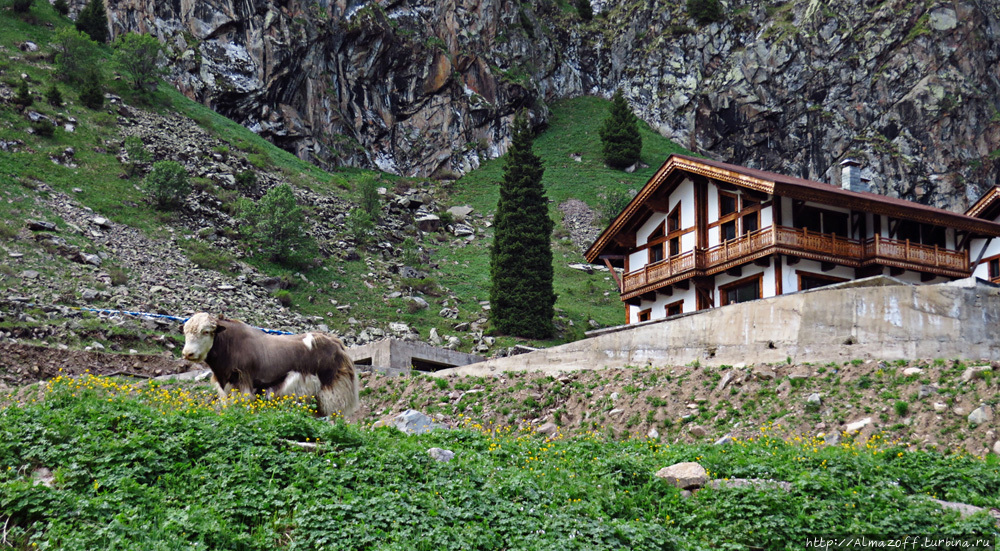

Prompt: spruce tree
[
  {"left": 599, "top": 90, "right": 643, "bottom": 169},
  {"left": 75, "top": 0, "right": 109, "bottom": 43},
  {"left": 489, "top": 117, "right": 556, "bottom": 339},
  {"left": 53, "top": 0, "right": 69, "bottom": 16},
  {"left": 576, "top": 0, "right": 593, "bottom": 21}
]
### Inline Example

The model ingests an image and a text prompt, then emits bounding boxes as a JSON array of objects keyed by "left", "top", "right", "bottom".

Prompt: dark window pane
[
  {"left": 824, "top": 211, "right": 849, "bottom": 236},
  {"left": 720, "top": 194, "right": 737, "bottom": 216},
  {"left": 650, "top": 245, "right": 664, "bottom": 263},
  {"left": 666, "top": 303, "right": 682, "bottom": 316},
  {"left": 990, "top": 259, "right": 1000, "bottom": 280},
  {"left": 669, "top": 237, "right": 680, "bottom": 256},
  {"left": 725, "top": 280, "right": 760, "bottom": 305},
  {"left": 801, "top": 276, "right": 836, "bottom": 291},
  {"left": 742, "top": 213, "right": 758, "bottom": 234},
  {"left": 721, "top": 220, "right": 737, "bottom": 241}
]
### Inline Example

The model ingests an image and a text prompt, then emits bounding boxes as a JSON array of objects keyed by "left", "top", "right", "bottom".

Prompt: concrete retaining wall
[
  {"left": 436, "top": 277, "right": 1000, "bottom": 376},
  {"left": 347, "top": 339, "right": 485, "bottom": 375}
]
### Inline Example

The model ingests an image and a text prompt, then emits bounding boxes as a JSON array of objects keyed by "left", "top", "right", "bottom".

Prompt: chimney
[{"left": 840, "top": 159, "right": 866, "bottom": 193}]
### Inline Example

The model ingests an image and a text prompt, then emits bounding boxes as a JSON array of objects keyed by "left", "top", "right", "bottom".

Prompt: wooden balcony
[{"left": 621, "top": 226, "right": 970, "bottom": 299}]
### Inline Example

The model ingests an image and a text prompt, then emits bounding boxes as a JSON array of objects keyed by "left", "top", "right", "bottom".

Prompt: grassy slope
[
  {"left": 0, "top": 2, "right": 691, "bottom": 352},
  {"left": 0, "top": 377, "right": 997, "bottom": 550}
]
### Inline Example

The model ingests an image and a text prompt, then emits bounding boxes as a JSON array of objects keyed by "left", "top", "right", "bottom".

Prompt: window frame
[
  {"left": 796, "top": 270, "right": 848, "bottom": 292},
  {"left": 718, "top": 274, "right": 763, "bottom": 306}
]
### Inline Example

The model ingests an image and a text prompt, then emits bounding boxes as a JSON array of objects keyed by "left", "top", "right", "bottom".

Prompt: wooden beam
[
  {"left": 888, "top": 218, "right": 900, "bottom": 239},
  {"left": 851, "top": 212, "right": 864, "bottom": 238},
  {"left": 786, "top": 255, "right": 800, "bottom": 266},
  {"left": 645, "top": 196, "right": 672, "bottom": 213},
  {"left": 641, "top": 291, "right": 656, "bottom": 302},
  {"left": 856, "top": 265, "right": 883, "bottom": 279},
  {"left": 957, "top": 230, "right": 971, "bottom": 251},
  {"left": 971, "top": 237, "right": 994, "bottom": 273},
  {"left": 821, "top": 261, "right": 836, "bottom": 272},
  {"left": 754, "top": 257, "right": 771, "bottom": 268},
  {"left": 920, "top": 272, "right": 936, "bottom": 282},
  {"left": 657, "top": 286, "right": 673, "bottom": 297},
  {"left": 626, "top": 296, "right": 642, "bottom": 307},
  {"left": 603, "top": 258, "right": 622, "bottom": 292},
  {"left": 889, "top": 266, "right": 905, "bottom": 277},
  {"left": 726, "top": 266, "right": 743, "bottom": 277}
]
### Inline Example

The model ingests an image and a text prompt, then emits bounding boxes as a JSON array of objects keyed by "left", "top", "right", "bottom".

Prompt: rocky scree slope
[
  {"left": 90, "top": 0, "right": 1000, "bottom": 210},
  {"left": 0, "top": 96, "right": 530, "bottom": 356}
]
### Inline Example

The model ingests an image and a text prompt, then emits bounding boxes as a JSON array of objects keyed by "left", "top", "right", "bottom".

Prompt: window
[
  {"left": 665, "top": 301, "right": 683, "bottom": 317},
  {"left": 742, "top": 212, "right": 759, "bottom": 235},
  {"left": 795, "top": 206, "right": 849, "bottom": 235},
  {"left": 649, "top": 244, "right": 664, "bottom": 263},
  {"left": 719, "top": 275, "right": 762, "bottom": 306},
  {"left": 988, "top": 256, "right": 1000, "bottom": 283},
  {"left": 891, "top": 219, "right": 947, "bottom": 247},
  {"left": 667, "top": 204, "right": 681, "bottom": 232},
  {"left": 669, "top": 237, "right": 680, "bottom": 256},
  {"left": 797, "top": 271, "right": 848, "bottom": 291},
  {"left": 719, "top": 192, "right": 737, "bottom": 216},
  {"left": 721, "top": 220, "right": 737, "bottom": 241},
  {"left": 637, "top": 309, "right": 651, "bottom": 322}
]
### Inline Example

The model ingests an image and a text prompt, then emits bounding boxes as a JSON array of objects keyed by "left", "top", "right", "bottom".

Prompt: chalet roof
[
  {"left": 586, "top": 154, "right": 1000, "bottom": 263},
  {"left": 965, "top": 186, "right": 1000, "bottom": 220}
]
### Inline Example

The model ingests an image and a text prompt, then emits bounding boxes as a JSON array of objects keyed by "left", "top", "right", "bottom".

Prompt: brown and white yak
[{"left": 181, "top": 313, "right": 359, "bottom": 416}]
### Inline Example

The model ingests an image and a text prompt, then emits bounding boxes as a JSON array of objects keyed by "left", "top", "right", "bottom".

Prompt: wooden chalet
[{"left": 585, "top": 154, "right": 1000, "bottom": 324}]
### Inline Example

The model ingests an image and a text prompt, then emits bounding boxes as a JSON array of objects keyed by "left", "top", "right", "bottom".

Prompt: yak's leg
[{"left": 210, "top": 374, "right": 234, "bottom": 403}]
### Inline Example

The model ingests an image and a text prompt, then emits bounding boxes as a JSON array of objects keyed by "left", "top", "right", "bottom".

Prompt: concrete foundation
[
  {"left": 436, "top": 277, "right": 1000, "bottom": 376},
  {"left": 347, "top": 339, "right": 485, "bottom": 376}
]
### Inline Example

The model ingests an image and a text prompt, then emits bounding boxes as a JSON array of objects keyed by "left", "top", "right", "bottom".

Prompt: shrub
[
  {"left": 144, "top": 160, "right": 191, "bottom": 210},
  {"left": 601, "top": 186, "right": 635, "bottom": 224},
  {"left": 14, "top": 79, "right": 32, "bottom": 107},
  {"left": 54, "top": 27, "right": 102, "bottom": 84},
  {"left": 235, "top": 169, "right": 257, "bottom": 190},
  {"left": 240, "top": 184, "right": 316, "bottom": 265},
  {"left": 358, "top": 174, "right": 380, "bottom": 219},
  {"left": 79, "top": 72, "right": 105, "bottom": 110},
  {"left": 46, "top": 83, "right": 62, "bottom": 107},
  {"left": 894, "top": 400, "right": 909, "bottom": 417},
  {"left": 575, "top": 0, "right": 593, "bottom": 21},
  {"left": 273, "top": 289, "right": 293, "bottom": 307},
  {"left": 599, "top": 90, "right": 642, "bottom": 169},
  {"left": 12, "top": 0, "right": 32, "bottom": 13},
  {"left": 108, "top": 267, "right": 128, "bottom": 286},
  {"left": 687, "top": 0, "right": 724, "bottom": 25},
  {"left": 123, "top": 135, "right": 151, "bottom": 177},
  {"left": 31, "top": 120, "right": 55, "bottom": 137},
  {"left": 345, "top": 207, "right": 374, "bottom": 246},
  {"left": 401, "top": 236, "right": 420, "bottom": 266},
  {"left": 53, "top": 0, "right": 68, "bottom": 15},
  {"left": 112, "top": 33, "right": 166, "bottom": 92}
]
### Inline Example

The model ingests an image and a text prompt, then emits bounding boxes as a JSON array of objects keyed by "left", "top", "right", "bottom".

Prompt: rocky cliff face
[{"left": 96, "top": 0, "right": 1000, "bottom": 210}]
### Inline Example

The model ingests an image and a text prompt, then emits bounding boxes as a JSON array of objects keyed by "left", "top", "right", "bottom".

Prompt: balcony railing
[{"left": 621, "top": 225, "right": 970, "bottom": 297}]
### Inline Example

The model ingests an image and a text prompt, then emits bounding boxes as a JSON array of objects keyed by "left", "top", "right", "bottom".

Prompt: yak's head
[{"left": 182, "top": 312, "right": 224, "bottom": 362}]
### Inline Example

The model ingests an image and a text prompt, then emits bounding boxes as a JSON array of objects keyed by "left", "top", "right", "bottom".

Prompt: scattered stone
[
  {"left": 994, "top": 441, "right": 1000, "bottom": 455},
  {"left": 375, "top": 409, "right": 445, "bottom": 435},
  {"left": 707, "top": 478, "right": 793, "bottom": 492},
  {"left": 714, "top": 434, "right": 734, "bottom": 445},
  {"left": 753, "top": 365, "right": 776, "bottom": 380},
  {"left": 446, "top": 205, "right": 473, "bottom": 221},
  {"left": 655, "top": 462, "right": 707, "bottom": 490},
  {"left": 968, "top": 406, "right": 993, "bottom": 426},
  {"left": 844, "top": 417, "right": 872, "bottom": 433},
  {"left": 716, "top": 371, "right": 733, "bottom": 392},
  {"left": 961, "top": 365, "right": 992, "bottom": 383},
  {"left": 607, "top": 408, "right": 624, "bottom": 416},
  {"left": 415, "top": 214, "right": 441, "bottom": 232},
  {"left": 80, "top": 289, "right": 100, "bottom": 302},
  {"left": 20, "top": 270, "right": 40, "bottom": 279},
  {"left": 428, "top": 447, "right": 455, "bottom": 462},
  {"left": 902, "top": 367, "right": 922, "bottom": 376},
  {"left": 806, "top": 393, "right": 822, "bottom": 405},
  {"left": 822, "top": 431, "right": 840, "bottom": 446},
  {"left": 933, "top": 402, "right": 948, "bottom": 413},
  {"left": 26, "top": 220, "right": 57, "bottom": 231},
  {"left": 647, "top": 428, "right": 659, "bottom": 439},
  {"left": 918, "top": 385, "right": 937, "bottom": 399},
  {"left": 688, "top": 425, "right": 707, "bottom": 438},
  {"left": 537, "top": 422, "right": 558, "bottom": 436},
  {"left": 788, "top": 368, "right": 811, "bottom": 380},
  {"left": 451, "top": 223, "right": 475, "bottom": 237},
  {"left": 31, "top": 467, "right": 54, "bottom": 488}
]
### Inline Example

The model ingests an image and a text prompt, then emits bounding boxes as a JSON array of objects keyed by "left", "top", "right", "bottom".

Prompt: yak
[{"left": 181, "top": 313, "right": 359, "bottom": 416}]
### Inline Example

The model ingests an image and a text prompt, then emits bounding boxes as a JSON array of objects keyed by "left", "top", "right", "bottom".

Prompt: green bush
[
  {"left": 112, "top": 33, "right": 166, "bottom": 92},
  {"left": 30, "top": 120, "right": 55, "bottom": 138},
  {"left": 14, "top": 79, "right": 32, "bottom": 107},
  {"left": 54, "top": 27, "right": 102, "bottom": 84},
  {"left": 53, "top": 0, "right": 68, "bottom": 15},
  {"left": 601, "top": 186, "right": 634, "bottom": 224},
  {"left": 45, "top": 83, "right": 62, "bottom": 107},
  {"left": 240, "top": 184, "right": 316, "bottom": 265},
  {"left": 345, "top": 207, "right": 374, "bottom": 246},
  {"left": 144, "top": 160, "right": 191, "bottom": 210},
  {"left": 687, "top": 0, "right": 724, "bottom": 24},
  {"left": 401, "top": 237, "right": 420, "bottom": 266},
  {"left": 599, "top": 90, "right": 642, "bottom": 170},
  {"left": 575, "top": 0, "right": 593, "bottom": 21},
  {"left": 12, "top": 0, "right": 32, "bottom": 13},
  {"left": 78, "top": 72, "right": 104, "bottom": 110},
  {"left": 123, "top": 135, "right": 151, "bottom": 177},
  {"left": 358, "top": 174, "right": 380, "bottom": 219},
  {"left": 273, "top": 289, "right": 293, "bottom": 307},
  {"left": 235, "top": 169, "right": 257, "bottom": 190}
]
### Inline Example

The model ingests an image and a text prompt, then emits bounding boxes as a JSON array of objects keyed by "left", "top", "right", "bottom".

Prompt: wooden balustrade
[{"left": 622, "top": 226, "right": 969, "bottom": 295}]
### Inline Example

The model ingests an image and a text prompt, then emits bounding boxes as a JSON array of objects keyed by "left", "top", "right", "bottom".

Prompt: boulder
[
  {"left": 844, "top": 417, "right": 872, "bottom": 433},
  {"left": 428, "top": 448, "right": 455, "bottom": 462},
  {"left": 968, "top": 406, "right": 993, "bottom": 426},
  {"left": 655, "top": 462, "right": 708, "bottom": 490}
]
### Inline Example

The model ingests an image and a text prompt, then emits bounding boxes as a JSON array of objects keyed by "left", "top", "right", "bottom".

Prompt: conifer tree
[
  {"left": 576, "top": 0, "right": 593, "bottom": 21},
  {"left": 489, "top": 117, "right": 556, "bottom": 339},
  {"left": 599, "top": 90, "right": 642, "bottom": 169},
  {"left": 75, "top": 0, "right": 109, "bottom": 43},
  {"left": 53, "top": 0, "right": 69, "bottom": 16}
]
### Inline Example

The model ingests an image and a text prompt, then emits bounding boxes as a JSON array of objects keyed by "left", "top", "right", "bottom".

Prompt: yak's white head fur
[{"left": 182, "top": 312, "right": 222, "bottom": 362}]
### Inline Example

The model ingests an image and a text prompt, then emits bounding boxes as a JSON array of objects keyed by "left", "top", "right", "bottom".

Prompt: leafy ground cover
[{"left": 1, "top": 376, "right": 997, "bottom": 550}]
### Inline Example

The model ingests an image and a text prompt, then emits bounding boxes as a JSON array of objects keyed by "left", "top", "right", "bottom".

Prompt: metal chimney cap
[{"left": 840, "top": 158, "right": 862, "bottom": 167}]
